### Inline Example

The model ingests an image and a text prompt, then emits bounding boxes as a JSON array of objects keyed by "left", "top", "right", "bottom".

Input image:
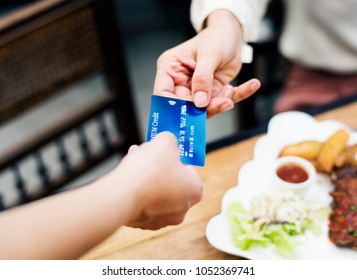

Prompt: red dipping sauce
[{"left": 276, "top": 163, "right": 309, "bottom": 184}]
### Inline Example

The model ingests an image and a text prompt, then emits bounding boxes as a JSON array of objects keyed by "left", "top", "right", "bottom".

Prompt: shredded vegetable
[{"left": 227, "top": 192, "right": 329, "bottom": 257}]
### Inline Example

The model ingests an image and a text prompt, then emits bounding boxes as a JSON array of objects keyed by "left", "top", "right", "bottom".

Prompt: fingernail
[
  {"left": 220, "top": 102, "right": 234, "bottom": 112},
  {"left": 194, "top": 91, "right": 208, "bottom": 107},
  {"left": 250, "top": 81, "right": 260, "bottom": 92}
]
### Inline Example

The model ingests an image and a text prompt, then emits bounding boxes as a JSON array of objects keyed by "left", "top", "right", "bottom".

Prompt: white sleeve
[{"left": 190, "top": 0, "right": 269, "bottom": 42}]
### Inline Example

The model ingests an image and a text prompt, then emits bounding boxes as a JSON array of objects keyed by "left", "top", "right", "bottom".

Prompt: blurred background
[
  {"left": 0, "top": 0, "right": 284, "bottom": 208},
  {"left": 0, "top": 0, "right": 284, "bottom": 143}
]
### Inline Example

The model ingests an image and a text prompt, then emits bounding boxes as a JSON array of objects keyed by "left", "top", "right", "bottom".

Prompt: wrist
[
  {"left": 92, "top": 169, "right": 141, "bottom": 226},
  {"left": 206, "top": 9, "right": 243, "bottom": 34}
]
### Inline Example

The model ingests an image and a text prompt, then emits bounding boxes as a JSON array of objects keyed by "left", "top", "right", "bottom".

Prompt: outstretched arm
[{"left": 0, "top": 132, "right": 202, "bottom": 259}]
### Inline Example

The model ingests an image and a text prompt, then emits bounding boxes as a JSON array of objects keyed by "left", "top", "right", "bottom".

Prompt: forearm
[{"left": 0, "top": 173, "right": 136, "bottom": 259}]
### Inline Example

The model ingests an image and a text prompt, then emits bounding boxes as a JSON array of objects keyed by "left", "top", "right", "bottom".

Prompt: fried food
[
  {"left": 277, "top": 127, "right": 357, "bottom": 250},
  {"left": 317, "top": 129, "right": 350, "bottom": 173},
  {"left": 279, "top": 140, "right": 323, "bottom": 160},
  {"left": 335, "top": 143, "right": 357, "bottom": 168}
]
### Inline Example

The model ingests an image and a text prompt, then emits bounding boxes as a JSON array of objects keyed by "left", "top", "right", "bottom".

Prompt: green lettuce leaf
[{"left": 227, "top": 201, "right": 303, "bottom": 257}]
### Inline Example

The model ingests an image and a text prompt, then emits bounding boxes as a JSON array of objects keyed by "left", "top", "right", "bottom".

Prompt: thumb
[
  {"left": 192, "top": 53, "right": 220, "bottom": 108},
  {"left": 128, "top": 145, "right": 139, "bottom": 154},
  {"left": 151, "top": 132, "right": 181, "bottom": 162},
  {"left": 152, "top": 131, "right": 178, "bottom": 149}
]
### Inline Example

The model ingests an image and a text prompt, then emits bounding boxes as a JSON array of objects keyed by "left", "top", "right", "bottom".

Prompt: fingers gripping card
[{"left": 146, "top": 95, "right": 206, "bottom": 166}]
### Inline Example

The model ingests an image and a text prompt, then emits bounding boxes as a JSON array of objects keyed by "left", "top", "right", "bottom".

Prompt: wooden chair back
[{"left": 0, "top": 0, "right": 141, "bottom": 210}]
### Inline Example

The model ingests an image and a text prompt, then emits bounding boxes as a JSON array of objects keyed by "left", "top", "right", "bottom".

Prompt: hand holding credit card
[{"left": 146, "top": 95, "right": 206, "bottom": 166}]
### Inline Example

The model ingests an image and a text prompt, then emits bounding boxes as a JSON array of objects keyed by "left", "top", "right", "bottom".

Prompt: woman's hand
[
  {"left": 107, "top": 132, "right": 203, "bottom": 230},
  {"left": 154, "top": 9, "right": 260, "bottom": 118}
]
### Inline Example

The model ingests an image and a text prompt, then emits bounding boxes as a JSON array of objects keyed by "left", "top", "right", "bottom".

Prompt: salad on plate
[{"left": 228, "top": 191, "right": 328, "bottom": 256}]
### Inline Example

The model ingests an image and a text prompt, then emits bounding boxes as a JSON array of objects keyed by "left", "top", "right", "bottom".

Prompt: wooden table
[{"left": 81, "top": 101, "right": 357, "bottom": 260}]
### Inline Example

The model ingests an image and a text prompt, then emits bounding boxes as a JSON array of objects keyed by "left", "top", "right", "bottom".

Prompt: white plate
[{"left": 206, "top": 111, "right": 357, "bottom": 259}]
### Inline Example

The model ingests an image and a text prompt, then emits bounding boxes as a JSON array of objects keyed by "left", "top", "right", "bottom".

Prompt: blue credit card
[{"left": 146, "top": 95, "right": 206, "bottom": 166}]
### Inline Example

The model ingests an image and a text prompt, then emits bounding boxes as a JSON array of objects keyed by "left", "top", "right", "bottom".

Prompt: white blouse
[{"left": 191, "top": 0, "right": 357, "bottom": 73}]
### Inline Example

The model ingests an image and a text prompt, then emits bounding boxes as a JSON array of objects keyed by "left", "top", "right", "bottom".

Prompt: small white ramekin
[{"left": 272, "top": 156, "right": 317, "bottom": 195}]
